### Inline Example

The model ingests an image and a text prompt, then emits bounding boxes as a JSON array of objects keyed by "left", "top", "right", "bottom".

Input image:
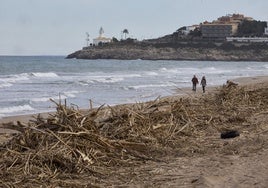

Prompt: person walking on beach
[
  {"left": 200, "top": 76, "right": 207, "bottom": 93},
  {"left": 191, "top": 75, "right": 199, "bottom": 92}
]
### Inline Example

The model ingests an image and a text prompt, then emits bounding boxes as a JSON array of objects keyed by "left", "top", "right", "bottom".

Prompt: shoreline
[
  {"left": 0, "top": 75, "right": 267, "bottom": 131},
  {"left": 0, "top": 75, "right": 267, "bottom": 126}
]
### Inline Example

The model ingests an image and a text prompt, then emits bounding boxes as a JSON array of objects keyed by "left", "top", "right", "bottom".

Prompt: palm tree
[{"left": 123, "top": 29, "right": 129, "bottom": 39}]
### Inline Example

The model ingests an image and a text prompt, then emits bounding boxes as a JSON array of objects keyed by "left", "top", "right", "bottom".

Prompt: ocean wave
[
  {"left": 0, "top": 83, "right": 13, "bottom": 88},
  {"left": 63, "top": 90, "right": 81, "bottom": 98},
  {"left": 128, "top": 83, "right": 175, "bottom": 90},
  {"left": 200, "top": 67, "right": 233, "bottom": 74},
  {"left": 92, "top": 77, "right": 124, "bottom": 83},
  {"left": 0, "top": 72, "right": 59, "bottom": 88},
  {"left": 31, "top": 95, "right": 67, "bottom": 102},
  {"left": 77, "top": 80, "right": 92, "bottom": 86},
  {"left": 29, "top": 72, "right": 59, "bottom": 78},
  {"left": 31, "top": 91, "right": 79, "bottom": 103},
  {"left": 140, "top": 93, "right": 155, "bottom": 99},
  {"left": 159, "top": 66, "right": 233, "bottom": 76},
  {"left": 144, "top": 71, "right": 158, "bottom": 76},
  {"left": 160, "top": 67, "right": 198, "bottom": 74},
  {"left": 77, "top": 74, "right": 142, "bottom": 85},
  {"left": 0, "top": 73, "right": 29, "bottom": 88},
  {"left": 0, "top": 104, "right": 34, "bottom": 114},
  {"left": 31, "top": 97, "right": 51, "bottom": 102},
  {"left": 0, "top": 73, "right": 29, "bottom": 83}
]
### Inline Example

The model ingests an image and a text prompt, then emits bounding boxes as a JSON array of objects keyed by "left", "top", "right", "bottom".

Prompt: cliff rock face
[{"left": 66, "top": 44, "right": 268, "bottom": 61}]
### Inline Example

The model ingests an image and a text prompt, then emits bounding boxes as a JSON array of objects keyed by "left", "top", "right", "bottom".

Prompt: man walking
[{"left": 191, "top": 75, "right": 199, "bottom": 92}]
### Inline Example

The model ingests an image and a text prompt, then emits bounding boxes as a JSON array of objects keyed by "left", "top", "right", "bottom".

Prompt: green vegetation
[
  {"left": 189, "top": 28, "right": 202, "bottom": 37},
  {"left": 237, "top": 20, "right": 267, "bottom": 37},
  {"left": 112, "top": 37, "right": 119, "bottom": 43}
]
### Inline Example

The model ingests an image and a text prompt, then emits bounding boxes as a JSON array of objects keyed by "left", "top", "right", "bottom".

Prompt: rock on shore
[{"left": 66, "top": 43, "right": 268, "bottom": 61}]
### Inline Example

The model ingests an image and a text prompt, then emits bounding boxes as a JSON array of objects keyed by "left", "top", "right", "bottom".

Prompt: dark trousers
[
  {"left": 202, "top": 86, "right": 205, "bottom": 93},
  {"left": 192, "top": 84, "right": 197, "bottom": 91}
]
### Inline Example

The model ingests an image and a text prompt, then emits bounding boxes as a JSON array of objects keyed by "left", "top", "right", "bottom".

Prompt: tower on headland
[
  {"left": 85, "top": 32, "right": 90, "bottom": 47},
  {"left": 99, "top": 27, "right": 104, "bottom": 37},
  {"left": 93, "top": 27, "right": 111, "bottom": 46}
]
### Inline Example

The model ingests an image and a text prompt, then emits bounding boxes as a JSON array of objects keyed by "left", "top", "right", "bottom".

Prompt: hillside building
[
  {"left": 201, "top": 24, "right": 233, "bottom": 38},
  {"left": 201, "top": 14, "right": 252, "bottom": 38}
]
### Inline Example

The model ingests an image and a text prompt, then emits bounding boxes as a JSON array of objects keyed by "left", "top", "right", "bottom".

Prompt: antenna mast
[{"left": 86, "top": 32, "right": 90, "bottom": 47}]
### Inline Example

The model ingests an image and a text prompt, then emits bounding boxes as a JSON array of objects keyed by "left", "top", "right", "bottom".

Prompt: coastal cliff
[{"left": 67, "top": 43, "right": 268, "bottom": 61}]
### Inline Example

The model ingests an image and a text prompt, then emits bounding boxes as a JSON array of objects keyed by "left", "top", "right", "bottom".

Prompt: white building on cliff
[{"left": 93, "top": 27, "right": 112, "bottom": 46}]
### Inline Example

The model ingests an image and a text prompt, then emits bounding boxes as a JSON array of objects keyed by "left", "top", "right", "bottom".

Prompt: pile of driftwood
[{"left": 0, "top": 82, "right": 268, "bottom": 187}]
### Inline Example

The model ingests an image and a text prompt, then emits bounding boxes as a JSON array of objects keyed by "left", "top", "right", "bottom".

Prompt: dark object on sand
[
  {"left": 226, "top": 80, "right": 238, "bottom": 88},
  {"left": 221, "top": 130, "right": 240, "bottom": 139}
]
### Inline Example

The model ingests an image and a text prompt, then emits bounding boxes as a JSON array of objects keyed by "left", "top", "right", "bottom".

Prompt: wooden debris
[{"left": 0, "top": 82, "right": 268, "bottom": 187}]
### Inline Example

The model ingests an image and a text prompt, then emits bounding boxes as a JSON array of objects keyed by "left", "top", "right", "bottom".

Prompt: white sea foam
[
  {"left": 0, "top": 105, "right": 34, "bottom": 114},
  {"left": 30, "top": 72, "right": 59, "bottom": 78},
  {"left": 124, "top": 74, "right": 142, "bottom": 78},
  {"left": 78, "top": 82, "right": 89, "bottom": 86},
  {"left": 92, "top": 77, "right": 124, "bottom": 83},
  {"left": 0, "top": 72, "right": 58, "bottom": 88},
  {"left": 63, "top": 91, "right": 80, "bottom": 98},
  {"left": 129, "top": 83, "right": 175, "bottom": 90},
  {"left": 31, "top": 91, "right": 79, "bottom": 103},
  {"left": 140, "top": 93, "right": 155, "bottom": 98},
  {"left": 1, "top": 73, "right": 29, "bottom": 83},
  {"left": 31, "top": 97, "right": 50, "bottom": 102},
  {"left": 0, "top": 73, "right": 30, "bottom": 88},
  {"left": 160, "top": 67, "right": 180, "bottom": 74},
  {"left": 200, "top": 67, "right": 232, "bottom": 74},
  {"left": 160, "top": 67, "right": 197, "bottom": 74},
  {"left": 89, "top": 74, "right": 141, "bottom": 84},
  {"left": 144, "top": 71, "right": 158, "bottom": 76},
  {"left": 0, "top": 83, "right": 13, "bottom": 88}
]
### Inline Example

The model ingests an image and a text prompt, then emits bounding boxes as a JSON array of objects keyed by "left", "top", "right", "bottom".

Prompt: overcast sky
[{"left": 1, "top": 0, "right": 267, "bottom": 56}]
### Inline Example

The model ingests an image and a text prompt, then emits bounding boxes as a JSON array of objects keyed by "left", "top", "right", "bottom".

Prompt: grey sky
[{"left": 0, "top": 0, "right": 267, "bottom": 55}]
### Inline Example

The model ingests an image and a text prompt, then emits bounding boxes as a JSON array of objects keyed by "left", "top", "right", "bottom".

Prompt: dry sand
[{"left": 1, "top": 75, "right": 268, "bottom": 187}]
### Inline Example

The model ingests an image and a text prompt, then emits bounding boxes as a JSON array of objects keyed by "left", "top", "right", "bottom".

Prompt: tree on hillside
[
  {"left": 123, "top": 29, "right": 129, "bottom": 39},
  {"left": 189, "top": 28, "right": 202, "bottom": 37},
  {"left": 237, "top": 20, "right": 267, "bottom": 37},
  {"left": 112, "top": 37, "right": 119, "bottom": 42},
  {"left": 176, "top": 26, "right": 187, "bottom": 33}
]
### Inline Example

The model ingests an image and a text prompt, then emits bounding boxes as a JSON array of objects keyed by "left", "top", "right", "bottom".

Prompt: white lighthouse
[{"left": 93, "top": 27, "right": 111, "bottom": 46}]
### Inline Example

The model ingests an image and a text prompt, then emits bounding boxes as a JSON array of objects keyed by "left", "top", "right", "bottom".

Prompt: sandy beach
[{"left": 1, "top": 75, "right": 268, "bottom": 187}]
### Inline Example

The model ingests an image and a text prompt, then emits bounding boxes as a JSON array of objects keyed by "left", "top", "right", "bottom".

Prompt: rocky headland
[{"left": 66, "top": 42, "right": 268, "bottom": 61}]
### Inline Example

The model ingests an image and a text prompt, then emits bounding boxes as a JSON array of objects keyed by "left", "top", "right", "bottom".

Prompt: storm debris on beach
[{"left": 1, "top": 81, "right": 268, "bottom": 187}]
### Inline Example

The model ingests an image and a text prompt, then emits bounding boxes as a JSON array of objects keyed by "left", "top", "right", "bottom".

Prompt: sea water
[{"left": 0, "top": 56, "right": 268, "bottom": 118}]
